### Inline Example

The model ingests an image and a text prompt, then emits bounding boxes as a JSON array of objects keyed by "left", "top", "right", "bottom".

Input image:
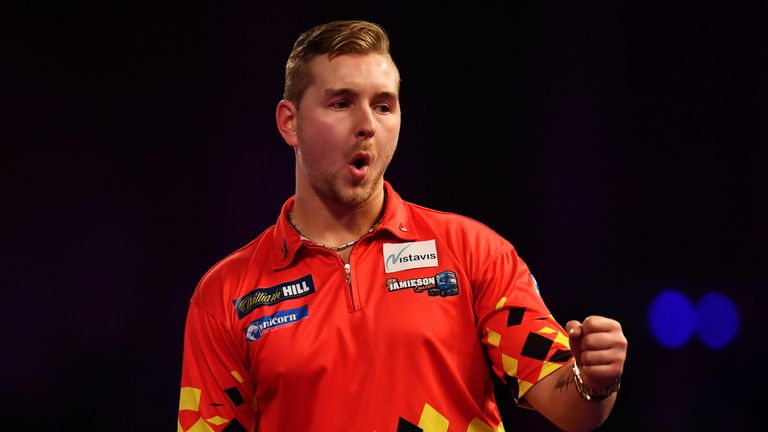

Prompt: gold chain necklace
[{"left": 287, "top": 191, "right": 387, "bottom": 252}]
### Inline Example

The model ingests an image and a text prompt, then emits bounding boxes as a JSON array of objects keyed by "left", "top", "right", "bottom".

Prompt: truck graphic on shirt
[
  {"left": 386, "top": 270, "right": 459, "bottom": 297},
  {"left": 430, "top": 270, "right": 458, "bottom": 296},
  {"left": 412, "top": 270, "right": 458, "bottom": 297}
]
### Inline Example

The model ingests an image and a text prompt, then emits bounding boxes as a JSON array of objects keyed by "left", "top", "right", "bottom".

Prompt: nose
[{"left": 355, "top": 106, "right": 375, "bottom": 140}]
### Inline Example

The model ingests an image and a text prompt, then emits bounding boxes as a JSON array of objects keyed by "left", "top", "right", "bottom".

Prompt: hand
[{"left": 566, "top": 316, "right": 627, "bottom": 390}]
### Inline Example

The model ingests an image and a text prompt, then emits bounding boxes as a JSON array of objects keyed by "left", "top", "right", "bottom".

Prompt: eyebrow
[{"left": 324, "top": 87, "right": 399, "bottom": 101}]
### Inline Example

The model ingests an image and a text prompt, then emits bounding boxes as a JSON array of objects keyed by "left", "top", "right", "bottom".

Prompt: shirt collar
[
  {"left": 376, "top": 181, "right": 421, "bottom": 242},
  {"left": 271, "top": 181, "right": 420, "bottom": 270}
]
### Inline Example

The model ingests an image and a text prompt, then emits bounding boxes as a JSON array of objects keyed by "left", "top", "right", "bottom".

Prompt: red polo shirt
[{"left": 178, "top": 182, "right": 572, "bottom": 432}]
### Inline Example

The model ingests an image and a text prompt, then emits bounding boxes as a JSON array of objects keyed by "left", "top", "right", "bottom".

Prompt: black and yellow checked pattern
[
  {"left": 397, "top": 403, "right": 506, "bottom": 432},
  {"left": 178, "top": 370, "right": 254, "bottom": 432},
  {"left": 486, "top": 297, "right": 572, "bottom": 404}
]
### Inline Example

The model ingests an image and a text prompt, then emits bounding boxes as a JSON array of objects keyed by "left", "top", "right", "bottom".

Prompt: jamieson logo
[
  {"left": 383, "top": 240, "right": 438, "bottom": 273},
  {"left": 232, "top": 275, "right": 315, "bottom": 319}
]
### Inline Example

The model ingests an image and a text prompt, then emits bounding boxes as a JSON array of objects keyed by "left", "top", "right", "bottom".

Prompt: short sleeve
[
  {"left": 178, "top": 301, "right": 257, "bottom": 432},
  {"left": 473, "top": 249, "right": 573, "bottom": 406}
]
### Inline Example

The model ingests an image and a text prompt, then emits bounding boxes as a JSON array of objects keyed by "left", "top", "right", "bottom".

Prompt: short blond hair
[{"left": 283, "top": 20, "right": 398, "bottom": 105}]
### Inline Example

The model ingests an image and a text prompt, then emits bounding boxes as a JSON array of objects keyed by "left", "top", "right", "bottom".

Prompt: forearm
[{"left": 523, "top": 361, "right": 617, "bottom": 432}]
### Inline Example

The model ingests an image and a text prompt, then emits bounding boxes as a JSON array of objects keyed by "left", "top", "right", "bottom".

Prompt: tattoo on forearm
[{"left": 555, "top": 372, "right": 574, "bottom": 393}]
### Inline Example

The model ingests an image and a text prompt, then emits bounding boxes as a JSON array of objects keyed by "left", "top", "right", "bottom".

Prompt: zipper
[
  {"left": 343, "top": 261, "right": 360, "bottom": 312},
  {"left": 342, "top": 227, "right": 380, "bottom": 312},
  {"left": 302, "top": 241, "right": 360, "bottom": 312}
]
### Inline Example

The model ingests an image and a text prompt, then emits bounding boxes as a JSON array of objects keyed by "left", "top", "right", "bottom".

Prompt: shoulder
[
  {"left": 406, "top": 201, "right": 510, "bottom": 244},
  {"left": 190, "top": 225, "right": 276, "bottom": 304},
  {"left": 400, "top": 201, "right": 516, "bottom": 270}
]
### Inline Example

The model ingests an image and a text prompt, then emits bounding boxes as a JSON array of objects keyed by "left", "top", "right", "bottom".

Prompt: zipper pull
[{"left": 344, "top": 263, "right": 351, "bottom": 286}]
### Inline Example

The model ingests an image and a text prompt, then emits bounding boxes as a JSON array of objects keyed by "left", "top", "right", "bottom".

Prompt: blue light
[
  {"left": 695, "top": 292, "right": 739, "bottom": 349},
  {"left": 648, "top": 290, "right": 697, "bottom": 348}
]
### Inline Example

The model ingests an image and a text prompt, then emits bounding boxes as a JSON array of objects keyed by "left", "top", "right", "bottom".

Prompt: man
[{"left": 178, "top": 20, "right": 627, "bottom": 432}]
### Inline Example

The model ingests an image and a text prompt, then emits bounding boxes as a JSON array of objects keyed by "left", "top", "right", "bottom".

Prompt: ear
[{"left": 276, "top": 99, "right": 299, "bottom": 148}]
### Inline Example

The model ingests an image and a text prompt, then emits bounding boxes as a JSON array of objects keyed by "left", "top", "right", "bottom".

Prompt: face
[{"left": 289, "top": 53, "right": 401, "bottom": 208}]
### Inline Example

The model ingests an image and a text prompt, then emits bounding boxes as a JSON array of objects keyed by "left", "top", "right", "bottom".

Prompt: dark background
[{"left": 3, "top": 1, "right": 766, "bottom": 430}]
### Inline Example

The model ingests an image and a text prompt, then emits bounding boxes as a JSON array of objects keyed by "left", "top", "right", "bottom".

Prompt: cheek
[
  {"left": 311, "top": 118, "right": 350, "bottom": 145},
  {"left": 375, "top": 140, "right": 397, "bottom": 169},
  {"left": 378, "top": 121, "right": 400, "bottom": 152},
  {"left": 299, "top": 119, "right": 344, "bottom": 149},
  {"left": 381, "top": 115, "right": 401, "bottom": 140}
]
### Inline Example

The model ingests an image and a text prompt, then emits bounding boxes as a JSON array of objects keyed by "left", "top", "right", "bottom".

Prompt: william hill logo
[{"left": 232, "top": 274, "right": 315, "bottom": 319}]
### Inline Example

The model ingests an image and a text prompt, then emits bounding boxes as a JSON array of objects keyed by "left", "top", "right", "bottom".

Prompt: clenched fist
[{"left": 566, "top": 316, "right": 627, "bottom": 390}]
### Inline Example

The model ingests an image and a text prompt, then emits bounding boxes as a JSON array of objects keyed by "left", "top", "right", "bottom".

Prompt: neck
[{"left": 289, "top": 183, "right": 387, "bottom": 250}]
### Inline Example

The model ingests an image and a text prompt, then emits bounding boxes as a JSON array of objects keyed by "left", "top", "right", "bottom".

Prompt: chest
[{"left": 237, "top": 240, "right": 480, "bottom": 388}]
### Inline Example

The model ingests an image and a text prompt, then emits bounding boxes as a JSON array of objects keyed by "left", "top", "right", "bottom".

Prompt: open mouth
[
  {"left": 349, "top": 152, "right": 371, "bottom": 170},
  {"left": 353, "top": 157, "right": 366, "bottom": 170},
  {"left": 347, "top": 152, "right": 371, "bottom": 182}
]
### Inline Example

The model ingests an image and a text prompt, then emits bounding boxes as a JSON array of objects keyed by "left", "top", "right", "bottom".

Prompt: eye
[
  {"left": 374, "top": 104, "right": 393, "bottom": 114},
  {"left": 330, "top": 100, "right": 351, "bottom": 109}
]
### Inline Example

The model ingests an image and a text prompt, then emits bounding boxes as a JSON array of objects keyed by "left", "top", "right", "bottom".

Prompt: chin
[{"left": 334, "top": 179, "right": 379, "bottom": 207}]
